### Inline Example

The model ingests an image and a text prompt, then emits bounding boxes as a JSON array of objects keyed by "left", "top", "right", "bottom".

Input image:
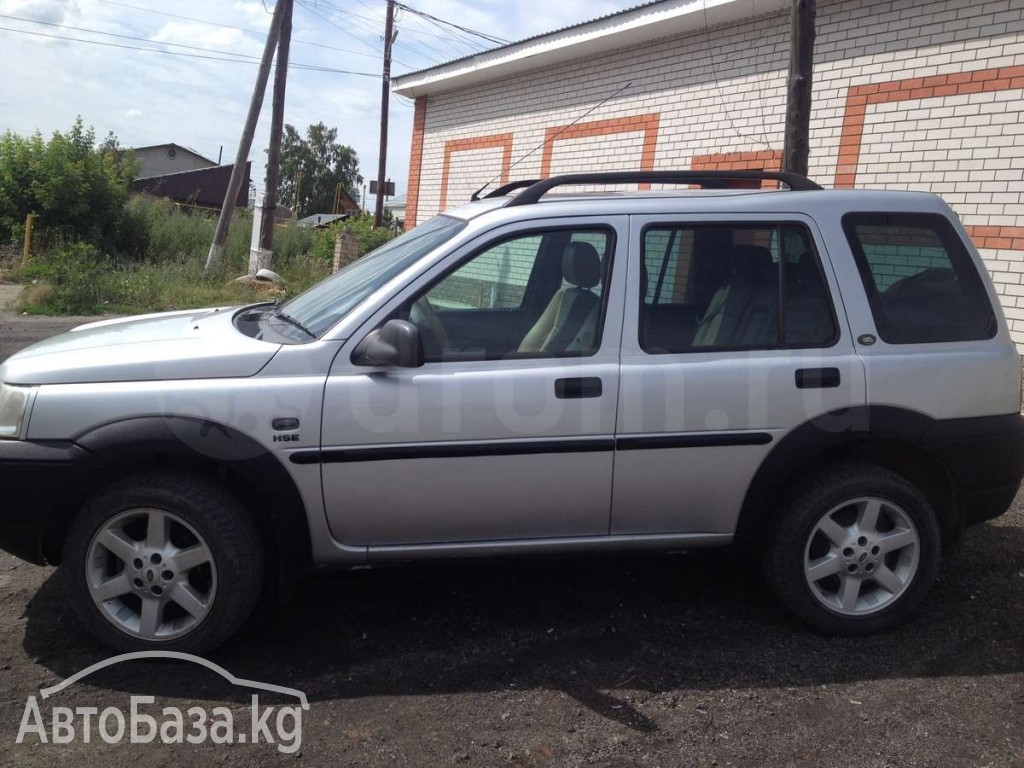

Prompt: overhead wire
[
  {"left": 92, "top": 0, "right": 380, "bottom": 59},
  {"left": 0, "top": 24, "right": 378, "bottom": 75},
  {"left": 393, "top": 1, "right": 508, "bottom": 45},
  {"left": 699, "top": 0, "right": 776, "bottom": 148}
]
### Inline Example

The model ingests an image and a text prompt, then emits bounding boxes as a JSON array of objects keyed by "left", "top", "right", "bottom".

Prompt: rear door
[{"left": 611, "top": 213, "right": 867, "bottom": 536}]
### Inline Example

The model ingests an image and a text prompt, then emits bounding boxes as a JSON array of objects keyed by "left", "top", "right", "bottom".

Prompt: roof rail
[
  {"left": 503, "top": 170, "right": 823, "bottom": 207},
  {"left": 474, "top": 180, "right": 541, "bottom": 200}
]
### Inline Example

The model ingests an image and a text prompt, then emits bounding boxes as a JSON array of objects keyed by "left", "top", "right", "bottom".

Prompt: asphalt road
[{"left": 0, "top": 312, "right": 1022, "bottom": 767}]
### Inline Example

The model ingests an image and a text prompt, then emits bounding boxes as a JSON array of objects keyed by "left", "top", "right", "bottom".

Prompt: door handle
[
  {"left": 795, "top": 367, "right": 840, "bottom": 389},
  {"left": 555, "top": 377, "right": 603, "bottom": 399}
]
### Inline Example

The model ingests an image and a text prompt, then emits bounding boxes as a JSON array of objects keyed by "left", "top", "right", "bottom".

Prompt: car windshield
[{"left": 280, "top": 215, "right": 467, "bottom": 338}]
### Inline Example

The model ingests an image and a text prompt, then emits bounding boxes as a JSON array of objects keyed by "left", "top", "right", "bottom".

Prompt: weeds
[{"left": 6, "top": 197, "right": 331, "bottom": 315}]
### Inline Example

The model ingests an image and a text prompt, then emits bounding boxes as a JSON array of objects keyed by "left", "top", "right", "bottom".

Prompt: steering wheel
[{"left": 410, "top": 296, "right": 450, "bottom": 353}]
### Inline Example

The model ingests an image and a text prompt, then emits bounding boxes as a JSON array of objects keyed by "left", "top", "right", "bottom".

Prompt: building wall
[
  {"left": 407, "top": 0, "right": 1024, "bottom": 345},
  {"left": 134, "top": 145, "right": 216, "bottom": 179}
]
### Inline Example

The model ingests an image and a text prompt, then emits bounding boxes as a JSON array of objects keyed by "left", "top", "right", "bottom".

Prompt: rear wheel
[
  {"left": 764, "top": 463, "right": 941, "bottom": 635},
  {"left": 63, "top": 471, "right": 264, "bottom": 653}
]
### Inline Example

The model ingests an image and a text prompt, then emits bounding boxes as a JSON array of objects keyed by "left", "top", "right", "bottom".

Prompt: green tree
[
  {"left": 277, "top": 123, "right": 362, "bottom": 219},
  {"left": 0, "top": 118, "right": 137, "bottom": 247}
]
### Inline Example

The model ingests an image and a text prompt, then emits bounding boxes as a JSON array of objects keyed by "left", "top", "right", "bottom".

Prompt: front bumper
[{"left": 0, "top": 440, "right": 87, "bottom": 564}]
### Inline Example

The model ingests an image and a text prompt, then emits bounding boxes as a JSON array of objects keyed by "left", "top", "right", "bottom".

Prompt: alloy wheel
[
  {"left": 85, "top": 508, "right": 217, "bottom": 641},
  {"left": 802, "top": 496, "right": 920, "bottom": 616}
]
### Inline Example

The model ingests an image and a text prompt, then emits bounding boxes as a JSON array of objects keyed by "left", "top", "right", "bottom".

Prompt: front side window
[
  {"left": 640, "top": 223, "right": 836, "bottom": 353},
  {"left": 843, "top": 212, "right": 996, "bottom": 344},
  {"left": 396, "top": 227, "right": 614, "bottom": 362},
  {"left": 281, "top": 215, "right": 466, "bottom": 337}
]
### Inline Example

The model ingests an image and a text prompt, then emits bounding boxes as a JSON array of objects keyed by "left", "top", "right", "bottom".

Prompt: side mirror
[{"left": 352, "top": 319, "right": 424, "bottom": 368}]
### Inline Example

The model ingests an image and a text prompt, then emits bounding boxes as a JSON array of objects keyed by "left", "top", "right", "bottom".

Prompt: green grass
[{"left": 6, "top": 198, "right": 331, "bottom": 315}]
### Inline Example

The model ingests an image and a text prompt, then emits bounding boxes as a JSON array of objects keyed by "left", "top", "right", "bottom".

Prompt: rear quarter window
[{"left": 842, "top": 212, "right": 996, "bottom": 344}]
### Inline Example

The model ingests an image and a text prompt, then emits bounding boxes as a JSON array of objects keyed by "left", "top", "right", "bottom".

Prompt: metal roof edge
[{"left": 391, "top": 0, "right": 785, "bottom": 98}]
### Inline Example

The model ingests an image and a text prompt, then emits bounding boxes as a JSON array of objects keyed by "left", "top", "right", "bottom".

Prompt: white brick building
[{"left": 392, "top": 0, "right": 1024, "bottom": 345}]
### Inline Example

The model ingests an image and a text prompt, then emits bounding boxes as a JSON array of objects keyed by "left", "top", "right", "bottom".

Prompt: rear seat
[
  {"left": 643, "top": 245, "right": 832, "bottom": 351},
  {"left": 692, "top": 245, "right": 779, "bottom": 348}
]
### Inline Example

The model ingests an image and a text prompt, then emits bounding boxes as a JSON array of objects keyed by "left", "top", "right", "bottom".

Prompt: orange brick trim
[
  {"left": 691, "top": 150, "right": 783, "bottom": 187},
  {"left": 965, "top": 225, "right": 1024, "bottom": 250},
  {"left": 438, "top": 133, "right": 514, "bottom": 211},
  {"left": 834, "top": 66, "right": 1024, "bottom": 189},
  {"left": 539, "top": 114, "right": 661, "bottom": 189},
  {"left": 405, "top": 96, "right": 427, "bottom": 228}
]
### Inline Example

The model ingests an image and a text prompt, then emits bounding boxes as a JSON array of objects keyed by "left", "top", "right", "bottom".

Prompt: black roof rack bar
[
  {"left": 504, "top": 170, "right": 823, "bottom": 207},
  {"left": 477, "top": 179, "right": 542, "bottom": 200}
]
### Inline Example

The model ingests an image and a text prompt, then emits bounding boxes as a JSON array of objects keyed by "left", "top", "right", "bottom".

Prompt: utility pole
[
  {"left": 374, "top": 0, "right": 396, "bottom": 228},
  {"left": 781, "top": 0, "right": 816, "bottom": 177},
  {"left": 205, "top": 0, "right": 287, "bottom": 271},
  {"left": 259, "top": 0, "right": 294, "bottom": 268}
]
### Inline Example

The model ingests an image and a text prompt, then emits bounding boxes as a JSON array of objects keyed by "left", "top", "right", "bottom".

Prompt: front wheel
[
  {"left": 63, "top": 471, "right": 264, "bottom": 653},
  {"left": 764, "top": 463, "right": 941, "bottom": 635}
]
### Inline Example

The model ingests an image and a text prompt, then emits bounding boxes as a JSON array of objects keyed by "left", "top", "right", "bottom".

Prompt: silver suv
[{"left": 2, "top": 171, "right": 1022, "bottom": 652}]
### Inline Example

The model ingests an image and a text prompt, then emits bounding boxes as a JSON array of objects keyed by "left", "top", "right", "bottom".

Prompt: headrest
[
  {"left": 562, "top": 242, "right": 601, "bottom": 289},
  {"left": 730, "top": 244, "right": 774, "bottom": 282}
]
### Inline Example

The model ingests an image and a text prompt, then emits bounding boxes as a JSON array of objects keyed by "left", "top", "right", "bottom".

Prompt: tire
[
  {"left": 763, "top": 462, "right": 941, "bottom": 635},
  {"left": 63, "top": 470, "right": 264, "bottom": 653}
]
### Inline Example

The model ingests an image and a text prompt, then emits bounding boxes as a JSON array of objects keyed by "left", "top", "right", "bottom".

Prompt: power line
[
  {"left": 92, "top": 0, "right": 382, "bottom": 60},
  {"left": 0, "top": 24, "right": 378, "bottom": 75},
  {"left": 0, "top": 12, "right": 271, "bottom": 60},
  {"left": 699, "top": 0, "right": 777, "bottom": 148},
  {"left": 394, "top": 1, "right": 509, "bottom": 46},
  {"left": 295, "top": 0, "right": 416, "bottom": 68}
]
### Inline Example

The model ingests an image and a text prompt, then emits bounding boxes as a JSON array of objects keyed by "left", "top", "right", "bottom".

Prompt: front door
[
  {"left": 321, "top": 217, "right": 627, "bottom": 547},
  {"left": 612, "top": 214, "right": 867, "bottom": 536}
]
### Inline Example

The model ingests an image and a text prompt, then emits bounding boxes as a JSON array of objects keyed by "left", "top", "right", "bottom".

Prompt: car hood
[{"left": 0, "top": 307, "right": 282, "bottom": 385}]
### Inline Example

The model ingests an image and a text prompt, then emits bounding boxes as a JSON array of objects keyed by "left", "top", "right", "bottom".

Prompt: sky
[{"left": 0, "top": 0, "right": 643, "bottom": 203}]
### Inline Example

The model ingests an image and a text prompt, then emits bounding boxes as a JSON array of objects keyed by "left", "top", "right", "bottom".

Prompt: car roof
[{"left": 442, "top": 188, "right": 952, "bottom": 225}]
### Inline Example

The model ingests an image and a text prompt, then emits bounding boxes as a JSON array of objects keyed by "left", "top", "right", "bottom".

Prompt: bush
[
  {"left": 0, "top": 119, "right": 136, "bottom": 249},
  {"left": 311, "top": 213, "right": 400, "bottom": 263},
  {"left": 14, "top": 242, "right": 108, "bottom": 314}
]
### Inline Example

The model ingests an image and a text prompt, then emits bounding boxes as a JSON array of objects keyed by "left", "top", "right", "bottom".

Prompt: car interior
[
  {"left": 640, "top": 224, "right": 836, "bottom": 353},
  {"left": 397, "top": 229, "right": 612, "bottom": 362}
]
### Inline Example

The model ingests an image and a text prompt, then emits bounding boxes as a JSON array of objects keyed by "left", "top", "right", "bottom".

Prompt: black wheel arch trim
[
  {"left": 735, "top": 405, "right": 1024, "bottom": 545},
  {"left": 49, "top": 416, "right": 312, "bottom": 601}
]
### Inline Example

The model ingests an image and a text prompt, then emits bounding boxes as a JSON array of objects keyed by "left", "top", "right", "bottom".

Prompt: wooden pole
[
  {"left": 781, "top": 0, "right": 816, "bottom": 177},
  {"left": 205, "top": 0, "right": 287, "bottom": 271},
  {"left": 374, "top": 0, "right": 395, "bottom": 228},
  {"left": 21, "top": 214, "right": 33, "bottom": 266},
  {"left": 260, "top": 0, "right": 293, "bottom": 260}
]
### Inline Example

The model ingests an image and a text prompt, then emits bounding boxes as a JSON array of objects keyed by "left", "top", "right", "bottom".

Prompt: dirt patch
[{"left": 0, "top": 285, "right": 21, "bottom": 312}]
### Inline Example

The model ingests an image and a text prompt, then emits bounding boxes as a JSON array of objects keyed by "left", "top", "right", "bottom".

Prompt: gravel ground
[{"left": 0, "top": 312, "right": 1022, "bottom": 767}]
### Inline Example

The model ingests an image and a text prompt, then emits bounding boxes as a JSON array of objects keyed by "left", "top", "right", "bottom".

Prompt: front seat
[{"left": 518, "top": 242, "right": 602, "bottom": 355}]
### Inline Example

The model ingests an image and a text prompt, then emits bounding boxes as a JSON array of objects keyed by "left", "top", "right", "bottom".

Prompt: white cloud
[
  {"left": 0, "top": 0, "right": 640, "bottom": 198},
  {"left": 0, "top": 0, "right": 73, "bottom": 24}
]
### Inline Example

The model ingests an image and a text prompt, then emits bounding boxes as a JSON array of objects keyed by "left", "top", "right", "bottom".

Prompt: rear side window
[
  {"left": 640, "top": 223, "right": 837, "bottom": 353},
  {"left": 842, "top": 213, "right": 996, "bottom": 344}
]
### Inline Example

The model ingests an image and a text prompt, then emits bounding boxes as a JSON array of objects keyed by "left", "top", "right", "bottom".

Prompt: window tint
[
  {"left": 405, "top": 228, "right": 613, "bottom": 362},
  {"left": 843, "top": 213, "right": 996, "bottom": 344},
  {"left": 427, "top": 235, "right": 541, "bottom": 310},
  {"left": 282, "top": 214, "right": 465, "bottom": 337},
  {"left": 640, "top": 223, "right": 836, "bottom": 353}
]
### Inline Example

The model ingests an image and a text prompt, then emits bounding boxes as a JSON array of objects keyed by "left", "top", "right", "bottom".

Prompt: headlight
[{"left": 0, "top": 383, "right": 33, "bottom": 439}]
